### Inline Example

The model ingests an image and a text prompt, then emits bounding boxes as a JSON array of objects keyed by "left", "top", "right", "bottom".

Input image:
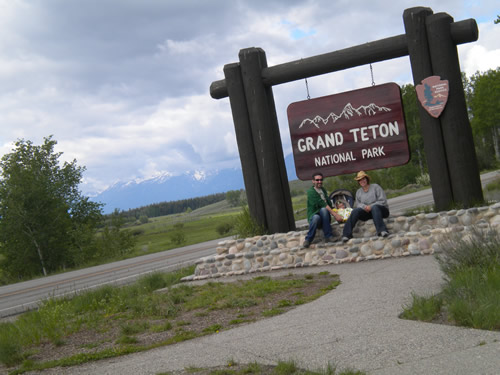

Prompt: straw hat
[{"left": 354, "top": 171, "right": 370, "bottom": 182}]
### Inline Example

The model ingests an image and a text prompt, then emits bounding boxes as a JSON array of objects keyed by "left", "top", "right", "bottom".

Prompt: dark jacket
[{"left": 306, "top": 186, "right": 333, "bottom": 222}]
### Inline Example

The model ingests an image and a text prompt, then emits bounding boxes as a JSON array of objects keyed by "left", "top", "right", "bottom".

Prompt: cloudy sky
[{"left": 0, "top": 0, "right": 498, "bottom": 196}]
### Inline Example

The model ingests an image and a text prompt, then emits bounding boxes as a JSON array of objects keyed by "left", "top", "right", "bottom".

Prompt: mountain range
[{"left": 92, "top": 153, "right": 298, "bottom": 213}]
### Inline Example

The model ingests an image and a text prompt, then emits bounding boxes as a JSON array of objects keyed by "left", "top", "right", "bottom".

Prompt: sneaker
[
  {"left": 342, "top": 236, "right": 350, "bottom": 243},
  {"left": 325, "top": 237, "right": 335, "bottom": 243},
  {"left": 380, "top": 231, "right": 389, "bottom": 238},
  {"left": 303, "top": 240, "right": 310, "bottom": 248}
]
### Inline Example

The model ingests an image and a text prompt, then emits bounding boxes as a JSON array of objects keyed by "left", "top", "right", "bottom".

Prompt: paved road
[
  {"left": 1, "top": 170, "right": 499, "bottom": 319},
  {"left": 0, "top": 238, "right": 228, "bottom": 318}
]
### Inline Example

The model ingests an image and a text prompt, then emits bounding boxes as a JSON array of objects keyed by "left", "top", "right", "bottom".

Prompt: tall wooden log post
[
  {"left": 426, "top": 13, "right": 484, "bottom": 206},
  {"left": 403, "top": 7, "right": 453, "bottom": 211},
  {"left": 223, "top": 63, "right": 267, "bottom": 229},
  {"left": 238, "top": 48, "right": 296, "bottom": 233}
]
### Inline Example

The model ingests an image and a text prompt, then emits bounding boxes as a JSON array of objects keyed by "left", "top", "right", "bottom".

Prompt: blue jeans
[
  {"left": 342, "top": 205, "right": 389, "bottom": 238},
  {"left": 305, "top": 207, "right": 333, "bottom": 242}
]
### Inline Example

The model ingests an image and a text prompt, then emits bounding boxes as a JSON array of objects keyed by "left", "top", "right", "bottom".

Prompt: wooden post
[
  {"left": 426, "top": 13, "right": 484, "bottom": 206},
  {"left": 403, "top": 7, "right": 453, "bottom": 211},
  {"left": 223, "top": 63, "right": 267, "bottom": 229},
  {"left": 238, "top": 48, "right": 295, "bottom": 233},
  {"left": 265, "top": 78, "right": 296, "bottom": 231}
]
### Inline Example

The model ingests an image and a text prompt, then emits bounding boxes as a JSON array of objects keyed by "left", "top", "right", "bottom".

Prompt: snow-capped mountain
[{"left": 91, "top": 153, "right": 298, "bottom": 213}]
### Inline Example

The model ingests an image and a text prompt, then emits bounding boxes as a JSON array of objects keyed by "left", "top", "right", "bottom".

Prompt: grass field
[
  {"left": 115, "top": 174, "right": 500, "bottom": 259},
  {"left": 0, "top": 268, "right": 351, "bottom": 374},
  {"left": 124, "top": 183, "right": 312, "bottom": 257}
]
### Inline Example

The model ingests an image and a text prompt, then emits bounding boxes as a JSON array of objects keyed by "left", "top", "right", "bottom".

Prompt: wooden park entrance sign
[
  {"left": 210, "top": 7, "right": 484, "bottom": 234},
  {"left": 287, "top": 83, "right": 409, "bottom": 179}
]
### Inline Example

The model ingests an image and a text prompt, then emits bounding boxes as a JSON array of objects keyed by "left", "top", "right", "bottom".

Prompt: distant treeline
[{"left": 113, "top": 192, "right": 227, "bottom": 220}]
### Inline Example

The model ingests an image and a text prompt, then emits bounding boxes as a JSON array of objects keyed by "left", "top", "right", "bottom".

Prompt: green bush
[
  {"left": 216, "top": 222, "right": 234, "bottom": 236},
  {"left": 136, "top": 272, "right": 168, "bottom": 292},
  {"left": 485, "top": 177, "right": 500, "bottom": 192},
  {"left": 0, "top": 323, "right": 23, "bottom": 366},
  {"left": 401, "top": 293, "right": 442, "bottom": 322},
  {"left": 415, "top": 173, "right": 430, "bottom": 186},
  {"left": 233, "top": 206, "right": 266, "bottom": 238},
  {"left": 130, "top": 228, "right": 145, "bottom": 236},
  {"left": 403, "top": 226, "right": 500, "bottom": 331},
  {"left": 169, "top": 230, "right": 185, "bottom": 245},
  {"left": 442, "top": 265, "right": 500, "bottom": 330},
  {"left": 436, "top": 226, "right": 500, "bottom": 278}
]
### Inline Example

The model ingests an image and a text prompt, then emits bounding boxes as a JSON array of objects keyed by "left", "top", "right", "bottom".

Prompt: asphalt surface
[{"left": 41, "top": 255, "right": 500, "bottom": 375}]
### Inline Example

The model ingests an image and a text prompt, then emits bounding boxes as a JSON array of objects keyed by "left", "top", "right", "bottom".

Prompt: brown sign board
[{"left": 287, "top": 83, "right": 410, "bottom": 180}]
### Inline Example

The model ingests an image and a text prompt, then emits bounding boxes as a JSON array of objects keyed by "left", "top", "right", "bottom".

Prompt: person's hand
[
  {"left": 332, "top": 212, "right": 342, "bottom": 222},
  {"left": 364, "top": 205, "right": 371, "bottom": 212}
]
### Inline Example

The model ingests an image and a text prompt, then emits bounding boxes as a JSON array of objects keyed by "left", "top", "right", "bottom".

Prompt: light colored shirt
[
  {"left": 314, "top": 187, "right": 327, "bottom": 203},
  {"left": 355, "top": 183, "right": 388, "bottom": 210}
]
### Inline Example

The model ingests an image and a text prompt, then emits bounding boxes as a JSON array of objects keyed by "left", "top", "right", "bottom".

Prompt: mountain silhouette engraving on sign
[{"left": 298, "top": 102, "right": 391, "bottom": 128}]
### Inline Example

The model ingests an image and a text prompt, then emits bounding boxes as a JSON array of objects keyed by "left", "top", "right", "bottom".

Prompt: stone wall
[{"left": 181, "top": 203, "right": 500, "bottom": 282}]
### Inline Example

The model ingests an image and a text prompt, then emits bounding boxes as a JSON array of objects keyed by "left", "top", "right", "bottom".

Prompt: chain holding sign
[{"left": 287, "top": 83, "right": 410, "bottom": 180}]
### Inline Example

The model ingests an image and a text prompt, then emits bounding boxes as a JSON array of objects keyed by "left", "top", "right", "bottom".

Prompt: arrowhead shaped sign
[{"left": 416, "top": 76, "right": 449, "bottom": 118}]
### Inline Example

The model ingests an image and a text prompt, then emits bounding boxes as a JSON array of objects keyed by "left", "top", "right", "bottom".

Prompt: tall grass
[
  {"left": 442, "top": 266, "right": 500, "bottom": 330},
  {"left": 0, "top": 268, "right": 338, "bottom": 371},
  {"left": 233, "top": 206, "right": 266, "bottom": 238},
  {"left": 435, "top": 226, "right": 500, "bottom": 277},
  {"left": 0, "top": 266, "right": 195, "bottom": 367},
  {"left": 401, "top": 226, "right": 500, "bottom": 330}
]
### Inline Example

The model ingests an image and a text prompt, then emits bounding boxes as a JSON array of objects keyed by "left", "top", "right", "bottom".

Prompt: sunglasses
[{"left": 315, "top": 178, "right": 323, "bottom": 181}]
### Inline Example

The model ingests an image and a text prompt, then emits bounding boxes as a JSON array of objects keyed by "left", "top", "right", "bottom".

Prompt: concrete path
[{"left": 37, "top": 255, "right": 500, "bottom": 374}]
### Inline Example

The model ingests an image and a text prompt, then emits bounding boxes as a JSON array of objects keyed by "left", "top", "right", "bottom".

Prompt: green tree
[
  {"left": 226, "top": 189, "right": 242, "bottom": 207},
  {"left": 94, "top": 209, "right": 136, "bottom": 259},
  {"left": 0, "top": 137, "right": 102, "bottom": 279},
  {"left": 466, "top": 68, "right": 500, "bottom": 169},
  {"left": 401, "top": 83, "right": 426, "bottom": 176},
  {"left": 170, "top": 223, "right": 185, "bottom": 245}
]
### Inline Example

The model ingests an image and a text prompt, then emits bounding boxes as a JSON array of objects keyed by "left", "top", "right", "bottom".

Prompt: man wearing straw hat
[{"left": 342, "top": 171, "right": 390, "bottom": 242}]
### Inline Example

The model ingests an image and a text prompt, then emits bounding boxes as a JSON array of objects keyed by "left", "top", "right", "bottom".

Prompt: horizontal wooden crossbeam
[{"left": 210, "top": 18, "right": 477, "bottom": 99}]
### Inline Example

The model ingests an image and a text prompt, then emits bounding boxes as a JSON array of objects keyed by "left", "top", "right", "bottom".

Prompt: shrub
[
  {"left": 441, "top": 266, "right": 500, "bottom": 330},
  {"left": 401, "top": 293, "right": 442, "bottom": 322},
  {"left": 233, "top": 206, "right": 266, "bottom": 238},
  {"left": 216, "top": 222, "right": 234, "bottom": 236},
  {"left": 435, "top": 226, "right": 500, "bottom": 278},
  {"left": 130, "top": 228, "right": 145, "bottom": 236},
  {"left": 416, "top": 173, "right": 430, "bottom": 186},
  {"left": 169, "top": 231, "right": 185, "bottom": 245},
  {"left": 0, "top": 323, "right": 23, "bottom": 366},
  {"left": 485, "top": 177, "right": 500, "bottom": 192},
  {"left": 136, "top": 272, "right": 167, "bottom": 292}
]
